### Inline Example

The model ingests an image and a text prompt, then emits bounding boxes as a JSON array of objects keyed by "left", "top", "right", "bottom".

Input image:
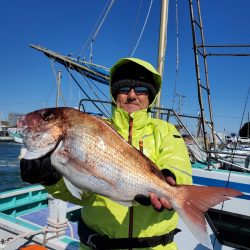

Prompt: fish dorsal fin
[
  {"left": 96, "top": 117, "right": 134, "bottom": 143},
  {"left": 63, "top": 177, "right": 83, "bottom": 200},
  {"left": 95, "top": 117, "right": 117, "bottom": 131}
]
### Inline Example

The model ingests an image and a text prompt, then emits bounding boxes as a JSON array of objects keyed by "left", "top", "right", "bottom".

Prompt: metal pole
[
  {"left": 56, "top": 70, "right": 62, "bottom": 107},
  {"left": 155, "top": 0, "right": 169, "bottom": 117},
  {"left": 248, "top": 112, "right": 250, "bottom": 137}
]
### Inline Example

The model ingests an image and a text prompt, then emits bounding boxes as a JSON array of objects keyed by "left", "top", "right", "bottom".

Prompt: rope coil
[{"left": 0, "top": 221, "right": 73, "bottom": 249}]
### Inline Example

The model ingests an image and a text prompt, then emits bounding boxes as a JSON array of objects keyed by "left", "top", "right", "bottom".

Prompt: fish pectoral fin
[{"left": 63, "top": 177, "right": 83, "bottom": 200}]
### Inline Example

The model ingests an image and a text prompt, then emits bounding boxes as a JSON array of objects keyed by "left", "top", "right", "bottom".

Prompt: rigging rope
[
  {"left": 0, "top": 222, "right": 68, "bottom": 248},
  {"left": 130, "top": 0, "right": 154, "bottom": 57},
  {"left": 79, "top": 1, "right": 109, "bottom": 58},
  {"left": 172, "top": 0, "right": 180, "bottom": 111},
  {"left": 212, "top": 84, "right": 250, "bottom": 248},
  {"left": 47, "top": 51, "right": 111, "bottom": 116},
  {"left": 64, "top": 66, "right": 110, "bottom": 118},
  {"left": 225, "top": 84, "right": 250, "bottom": 172},
  {"left": 80, "top": 0, "right": 115, "bottom": 61},
  {"left": 128, "top": 0, "right": 143, "bottom": 56},
  {"left": 79, "top": 70, "right": 111, "bottom": 116}
]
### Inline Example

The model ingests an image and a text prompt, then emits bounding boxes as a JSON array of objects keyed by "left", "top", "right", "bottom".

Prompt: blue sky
[{"left": 0, "top": 0, "right": 250, "bottom": 135}]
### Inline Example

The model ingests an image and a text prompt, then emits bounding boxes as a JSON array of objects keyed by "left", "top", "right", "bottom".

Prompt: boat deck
[
  {"left": 0, "top": 166, "right": 249, "bottom": 250},
  {"left": 20, "top": 205, "right": 80, "bottom": 241},
  {"left": 0, "top": 185, "right": 80, "bottom": 250}
]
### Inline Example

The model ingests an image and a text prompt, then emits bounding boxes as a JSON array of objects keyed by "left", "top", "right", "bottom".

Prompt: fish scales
[
  {"left": 19, "top": 107, "right": 243, "bottom": 249},
  {"left": 61, "top": 117, "right": 172, "bottom": 201},
  {"left": 64, "top": 110, "right": 170, "bottom": 196}
]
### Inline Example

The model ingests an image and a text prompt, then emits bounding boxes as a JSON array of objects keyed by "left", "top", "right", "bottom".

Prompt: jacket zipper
[
  {"left": 128, "top": 117, "right": 144, "bottom": 249},
  {"left": 128, "top": 117, "right": 133, "bottom": 250}
]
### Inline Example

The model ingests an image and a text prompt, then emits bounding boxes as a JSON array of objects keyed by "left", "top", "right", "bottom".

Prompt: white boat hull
[{"left": 175, "top": 164, "right": 250, "bottom": 250}]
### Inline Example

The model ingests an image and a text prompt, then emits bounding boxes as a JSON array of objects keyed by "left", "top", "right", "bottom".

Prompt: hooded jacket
[{"left": 45, "top": 58, "right": 192, "bottom": 250}]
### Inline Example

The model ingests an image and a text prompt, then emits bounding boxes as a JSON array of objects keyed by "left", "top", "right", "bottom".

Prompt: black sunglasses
[{"left": 118, "top": 86, "right": 149, "bottom": 95}]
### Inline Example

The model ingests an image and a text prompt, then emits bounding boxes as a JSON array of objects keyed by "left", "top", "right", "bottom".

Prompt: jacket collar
[{"left": 111, "top": 106, "right": 150, "bottom": 133}]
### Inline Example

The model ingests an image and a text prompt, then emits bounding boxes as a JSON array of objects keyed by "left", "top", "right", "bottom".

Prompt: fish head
[{"left": 18, "top": 108, "right": 65, "bottom": 159}]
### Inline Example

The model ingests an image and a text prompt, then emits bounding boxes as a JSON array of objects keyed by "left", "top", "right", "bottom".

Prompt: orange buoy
[{"left": 19, "top": 244, "right": 48, "bottom": 250}]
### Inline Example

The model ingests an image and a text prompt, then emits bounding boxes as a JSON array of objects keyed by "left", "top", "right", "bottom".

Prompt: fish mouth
[
  {"left": 21, "top": 125, "right": 63, "bottom": 160},
  {"left": 24, "top": 139, "right": 62, "bottom": 160},
  {"left": 20, "top": 119, "right": 64, "bottom": 160}
]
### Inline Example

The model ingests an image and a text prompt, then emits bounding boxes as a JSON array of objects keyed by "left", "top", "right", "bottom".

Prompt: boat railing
[
  {"left": 153, "top": 106, "right": 250, "bottom": 171},
  {"left": 0, "top": 185, "right": 48, "bottom": 217},
  {"left": 78, "top": 98, "right": 250, "bottom": 172}
]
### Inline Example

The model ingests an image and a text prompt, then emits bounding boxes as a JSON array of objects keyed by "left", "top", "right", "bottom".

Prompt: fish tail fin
[{"left": 172, "top": 185, "right": 242, "bottom": 249}]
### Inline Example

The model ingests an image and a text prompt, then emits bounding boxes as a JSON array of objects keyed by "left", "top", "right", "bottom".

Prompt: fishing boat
[
  {"left": 0, "top": 131, "right": 13, "bottom": 142},
  {"left": 0, "top": 118, "right": 13, "bottom": 142},
  {"left": 7, "top": 128, "right": 23, "bottom": 144},
  {"left": 0, "top": 128, "right": 13, "bottom": 142},
  {"left": 0, "top": 0, "right": 250, "bottom": 249}
]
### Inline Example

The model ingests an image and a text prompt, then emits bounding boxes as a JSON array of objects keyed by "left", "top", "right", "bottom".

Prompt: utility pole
[
  {"left": 176, "top": 93, "right": 185, "bottom": 114},
  {"left": 56, "top": 70, "right": 62, "bottom": 107}
]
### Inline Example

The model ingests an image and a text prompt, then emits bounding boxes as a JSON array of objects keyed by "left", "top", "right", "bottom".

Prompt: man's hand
[{"left": 149, "top": 175, "right": 176, "bottom": 211}]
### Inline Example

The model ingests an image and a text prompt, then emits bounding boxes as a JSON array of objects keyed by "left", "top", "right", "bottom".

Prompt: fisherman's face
[{"left": 116, "top": 87, "right": 149, "bottom": 114}]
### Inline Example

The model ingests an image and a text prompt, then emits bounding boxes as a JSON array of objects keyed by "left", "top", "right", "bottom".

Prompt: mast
[
  {"left": 56, "top": 70, "right": 62, "bottom": 107},
  {"left": 30, "top": 44, "right": 110, "bottom": 84},
  {"left": 189, "top": 0, "right": 216, "bottom": 151},
  {"left": 155, "top": 0, "right": 169, "bottom": 116}
]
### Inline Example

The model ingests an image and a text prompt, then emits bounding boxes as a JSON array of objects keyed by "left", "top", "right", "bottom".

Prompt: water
[{"left": 0, "top": 142, "right": 30, "bottom": 192}]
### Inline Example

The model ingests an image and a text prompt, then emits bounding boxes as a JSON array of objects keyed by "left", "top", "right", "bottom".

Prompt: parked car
[
  {"left": 227, "top": 136, "right": 250, "bottom": 144},
  {"left": 238, "top": 137, "right": 250, "bottom": 144}
]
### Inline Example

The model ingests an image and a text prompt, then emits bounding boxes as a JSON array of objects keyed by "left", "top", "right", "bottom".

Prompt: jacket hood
[{"left": 109, "top": 58, "right": 162, "bottom": 108}]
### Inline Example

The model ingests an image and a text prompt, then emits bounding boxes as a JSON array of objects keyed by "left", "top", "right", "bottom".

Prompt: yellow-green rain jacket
[{"left": 45, "top": 58, "right": 192, "bottom": 250}]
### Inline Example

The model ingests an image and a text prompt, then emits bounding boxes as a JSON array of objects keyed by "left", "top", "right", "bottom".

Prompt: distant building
[
  {"left": 0, "top": 121, "right": 10, "bottom": 131},
  {"left": 8, "top": 113, "right": 24, "bottom": 127}
]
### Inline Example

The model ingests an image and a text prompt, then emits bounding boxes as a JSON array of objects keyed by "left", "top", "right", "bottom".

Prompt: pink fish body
[{"left": 19, "top": 107, "right": 243, "bottom": 249}]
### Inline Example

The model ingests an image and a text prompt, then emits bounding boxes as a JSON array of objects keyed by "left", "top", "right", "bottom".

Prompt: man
[{"left": 21, "top": 58, "right": 192, "bottom": 249}]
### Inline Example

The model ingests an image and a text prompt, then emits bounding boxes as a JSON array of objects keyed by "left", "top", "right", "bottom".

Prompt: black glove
[
  {"left": 161, "top": 169, "right": 176, "bottom": 182},
  {"left": 20, "top": 154, "right": 61, "bottom": 186}
]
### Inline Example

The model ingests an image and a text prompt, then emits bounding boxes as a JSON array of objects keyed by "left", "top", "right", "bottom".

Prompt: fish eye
[{"left": 41, "top": 110, "right": 55, "bottom": 121}]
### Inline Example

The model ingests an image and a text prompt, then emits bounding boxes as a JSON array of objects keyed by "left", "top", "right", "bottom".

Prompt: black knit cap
[{"left": 111, "top": 61, "right": 157, "bottom": 103}]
